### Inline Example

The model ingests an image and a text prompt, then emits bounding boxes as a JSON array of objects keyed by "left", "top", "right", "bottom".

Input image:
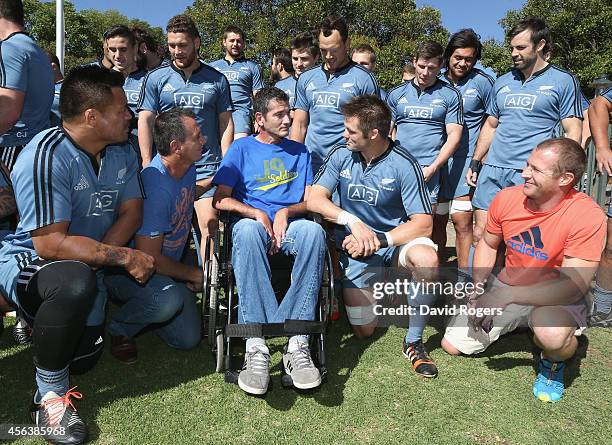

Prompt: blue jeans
[
  {"left": 231, "top": 218, "right": 326, "bottom": 324},
  {"left": 104, "top": 273, "right": 201, "bottom": 350}
]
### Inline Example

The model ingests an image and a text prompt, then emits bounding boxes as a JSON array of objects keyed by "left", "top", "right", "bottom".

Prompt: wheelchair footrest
[{"left": 224, "top": 320, "right": 325, "bottom": 338}]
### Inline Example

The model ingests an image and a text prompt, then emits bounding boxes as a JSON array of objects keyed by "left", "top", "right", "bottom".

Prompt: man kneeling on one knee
[
  {"left": 212, "top": 87, "right": 326, "bottom": 395},
  {"left": 442, "top": 138, "right": 606, "bottom": 403},
  {"left": 105, "top": 109, "right": 204, "bottom": 363},
  {"left": 307, "top": 95, "right": 441, "bottom": 378}
]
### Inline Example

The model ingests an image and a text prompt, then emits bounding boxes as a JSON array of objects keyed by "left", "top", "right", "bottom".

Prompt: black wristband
[
  {"left": 469, "top": 159, "right": 482, "bottom": 174},
  {"left": 376, "top": 232, "right": 388, "bottom": 248}
]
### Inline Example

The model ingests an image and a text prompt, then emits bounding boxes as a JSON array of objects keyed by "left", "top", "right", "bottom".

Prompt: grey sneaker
[
  {"left": 283, "top": 342, "right": 322, "bottom": 390},
  {"left": 238, "top": 345, "right": 270, "bottom": 395}
]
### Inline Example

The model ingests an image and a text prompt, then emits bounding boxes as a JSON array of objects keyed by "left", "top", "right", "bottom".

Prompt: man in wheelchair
[{"left": 212, "top": 87, "right": 326, "bottom": 395}]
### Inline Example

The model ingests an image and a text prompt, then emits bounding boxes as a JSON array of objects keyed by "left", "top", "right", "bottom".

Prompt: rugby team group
[{"left": 0, "top": 0, "right": 611, "bottom": 443}]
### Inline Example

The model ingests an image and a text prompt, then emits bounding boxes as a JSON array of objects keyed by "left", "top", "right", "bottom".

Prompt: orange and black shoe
[
  {"left": 30, "top": 387, "right": 87, "bottom": 445},
  {"left": 402, "top": 338, "right": 438, "bottom": 378}
]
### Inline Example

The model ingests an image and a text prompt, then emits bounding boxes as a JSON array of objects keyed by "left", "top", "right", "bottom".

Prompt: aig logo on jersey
[
  {"left": 403, "top": 106, "right": 433, "bottom": 119},
  {"left": 313, "top": 91, "right": 340, "bottom": 109},
  {"left": 124, "top": 89, "right": 140, "bottom": 104},
  {"left": 222, "top": 71, "right": 240, "bottom": 82},
  {"left": 348, "top": 184, "right": 379, "bottom": 206},
  {"left": 174, "top": 93, "right": 206, "bottom": 109},
  {"left": 88, "top": 190, "right": 119, "bottom": 217},
  {"left": 504, "top": 94, "right": 537, "bottom": 111}
]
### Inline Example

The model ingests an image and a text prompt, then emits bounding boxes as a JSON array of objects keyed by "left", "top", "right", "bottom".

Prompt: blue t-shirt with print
[
  {"left": 213, "top": 136, "right": 312, "bottom": 222},
  {"left": 137, "top": 154, "right": 195, "bottom": 262}
]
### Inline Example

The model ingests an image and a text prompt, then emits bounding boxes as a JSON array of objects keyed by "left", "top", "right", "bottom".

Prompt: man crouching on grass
[
  {"left": 307, "top": 95, "right": 441, "bottom": 378},
  {"left": 442, "top": 138, "right": 606, "bottom": 402}
]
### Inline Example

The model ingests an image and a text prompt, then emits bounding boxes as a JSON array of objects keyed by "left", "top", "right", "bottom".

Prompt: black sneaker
[
  {"left": 13, "top": 315, "right": 32, "bottom": 345},
  {"left": 31, "top": 387, "right": 88, "bottom": 445},
  {"left": 402, "top": 338, "right": 438, "bottom": 378}
]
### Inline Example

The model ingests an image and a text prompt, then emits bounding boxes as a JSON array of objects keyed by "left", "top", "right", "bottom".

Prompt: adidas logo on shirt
[
  {"left": 499, "top": 86, "right": 511, "bottom": 94},
  {"left": 94, "top": 336, "right": 103, "bottom": 346},
  {"left": 74, "top": 175, "right": 90, "bottom": 191},
  {"left": 506, "top": 225, "right": 549, "bottom": 261},
  {"left": 340, "top": 169, "right": 352, "bottom": 180},
  {"left": 398, "top": 97, "right": 409, "bottom": 104},
  {"left": 162, "top": 83, "right": 175, "bottom": 92},
  {"left": 306, "top": 82, "right": 316, "bottom": 91}
]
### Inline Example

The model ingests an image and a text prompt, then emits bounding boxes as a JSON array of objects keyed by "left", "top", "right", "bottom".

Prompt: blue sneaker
[{"left": 533, "top": 358, "right": 565, "bottom": 402}]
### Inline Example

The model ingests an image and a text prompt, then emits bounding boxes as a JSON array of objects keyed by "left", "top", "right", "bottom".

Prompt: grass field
[{"left": 1, "top": 310, "right": 611, "bottom": 445}]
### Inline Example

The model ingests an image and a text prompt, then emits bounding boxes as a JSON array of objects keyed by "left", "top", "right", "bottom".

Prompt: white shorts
[{"left": 443, "top": 277, "right": 587, "bottom": 355}]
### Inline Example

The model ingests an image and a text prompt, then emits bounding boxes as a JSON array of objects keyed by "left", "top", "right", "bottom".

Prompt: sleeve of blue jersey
[
  {"left": 15, "top": 138, "right": 73, "bottom": 232},
  {"left": 293, "top": 74, "right": 309, "bottom": 112},
  {"left": 212, "top": 141, "right": 242, "bottom": 188},
  {"left": 313, "top": 146, "right": 342, "bottom": 192},
  {"left": 251, "top": 62, "right": 264, "bottom": 91},
  {"left": 445, "top": 86, "right": 464, "bottom": 125},
  {"left": 0, "top": 39, "right": 28, "bottom": 91},
  {"left": 398, "top": 155, "right": 433, "bottom": 216},
  {"left": 603, "top": 87, "right": 612, "bottom": 103},
  {"left": 137, "top": 169, "right": 172, "bottom": 237},
  {"left": 136, "top": 71, "right": 159, "bottom": 113},
  {"left": 478, "top": 73, "right": 495, "bottom": 113},
  {"left": 558, "top": 70, "right": 583, "bottom": 120},
  {"left": 216, "top": 75, "right": 234, "bottom": 113},
  {"left": 385, "top": 88, "right": 399, "bottom": 123},
  {"left": 120, "top": 147, "right": 145, "bottom": 202},
  {"left": 486, "top": 77, "right": 503, "bottom": 118}
]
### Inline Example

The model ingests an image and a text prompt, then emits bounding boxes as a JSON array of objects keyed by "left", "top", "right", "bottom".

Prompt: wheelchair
[{"left": 200, "top": 213, "right": 334, "bottom": 388}]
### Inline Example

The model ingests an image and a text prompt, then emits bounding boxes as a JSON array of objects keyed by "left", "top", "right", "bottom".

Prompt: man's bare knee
[
  {"left": 441, "top": 337, "right": 462, "bottom": 356},
  {"left": 351, "top": 324, "right": 376, "bottom": 339}
]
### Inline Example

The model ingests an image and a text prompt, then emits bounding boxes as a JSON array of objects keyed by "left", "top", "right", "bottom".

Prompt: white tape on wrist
[
  {"left": 337, "top": 210, "right": 361, "bottom": 226},
  {"left": 385, "top": 232, "right": 394, "bottom": 247}
]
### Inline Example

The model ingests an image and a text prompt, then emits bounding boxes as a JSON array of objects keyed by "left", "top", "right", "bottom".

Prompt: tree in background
[
  {"left": 482, "top": 0, "right": 611, "bottom": 94},
  {"left": 186, "top": 0, "right": 448, "bottom": 89},
  {"left": 22, "top": 0, "right": 608, "bottom": 92}
]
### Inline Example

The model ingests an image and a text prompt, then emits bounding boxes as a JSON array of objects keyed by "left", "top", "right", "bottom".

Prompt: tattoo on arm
[
  {"left": 95, "top": 242, "right": 128, "bottom": 267},
  {"left": 0, "top": 188, "right": 16, "bottom": 219}
]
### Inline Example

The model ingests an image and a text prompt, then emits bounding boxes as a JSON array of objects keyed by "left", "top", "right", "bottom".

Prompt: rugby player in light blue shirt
[
  {"left": 46, "top": 50, "right": 64, "bottom": 127},
  {"left": 138, "top": 14, "right": 234, "bottom": 280},
  {"left": 351, "top": 44, "right": 387, "bottom": 101},
  {"left": 272, "top": 48, "right": 297, "bottom": 109},
  {"left": 104, "top": 26, "right": 147, "bottom": 116},
  {"left": 209, "top": 25, "right": 264, "bottom": 139},
  {"left": 386, "top": 40, "right": 463, "bottom": 206},
  {"left": 308, "top": 95, "right": 441, "bottom": 378},
  {"left": 0, "top": 0, "right": 53, "bottom": 171},
  {"left": 0, "top": 66, "right": 155, "bottom": 445},
  {"left": 588, "top": 86, "right": 612, "bottom": 328},
  {"left": 467, "top": 18, "right": 582, "bottom": 249},
  {"left": 291, "top": 16, "right": 379, "bottom": 173},
  {"left": 435, "top": 29, "right": 494, "bottom": 279}
]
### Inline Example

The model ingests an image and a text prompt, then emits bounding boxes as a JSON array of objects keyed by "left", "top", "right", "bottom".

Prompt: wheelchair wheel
[
  {"left": 214, "top": 330, "right": 224, "bottom": 373},
  {"left": 202, "top": 236, "right": 220, "bottom": 347}
]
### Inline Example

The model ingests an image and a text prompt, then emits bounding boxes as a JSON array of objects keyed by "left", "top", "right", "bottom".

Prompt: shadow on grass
[
  {"left": 445, "top": 326, "right": 590, "bottom": 391},
  {"left": 0, "top": 316, "right": 216, "bottom": 443},
  {"left": 260, "top": 313, "right": 387, "bottom": 411}
]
